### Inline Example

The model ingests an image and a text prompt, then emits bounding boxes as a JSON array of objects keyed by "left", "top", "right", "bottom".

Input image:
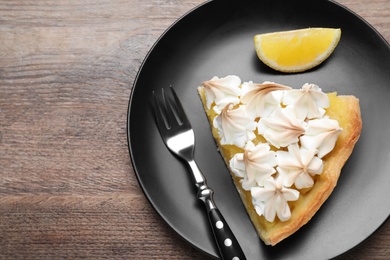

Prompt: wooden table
[{"left": 0, "top": 0, "right": 389, "bottom": 259}]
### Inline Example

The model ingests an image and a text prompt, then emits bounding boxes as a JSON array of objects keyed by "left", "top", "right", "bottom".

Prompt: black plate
[{"left": 127, "top": 0, "right": 390, "bottom": 259}]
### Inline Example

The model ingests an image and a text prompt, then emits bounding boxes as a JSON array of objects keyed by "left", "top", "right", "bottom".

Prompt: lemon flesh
[{"left": 254, "top": 28, "right": 341, "bottom": 73}]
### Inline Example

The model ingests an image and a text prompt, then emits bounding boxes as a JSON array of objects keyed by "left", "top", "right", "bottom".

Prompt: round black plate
[{"left": 127, "top": 0, "right": 390, "bottom": 259}]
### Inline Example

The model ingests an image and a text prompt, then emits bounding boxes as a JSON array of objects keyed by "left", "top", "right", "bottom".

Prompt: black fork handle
[
  {"left": 198, "top": 185, "right": 246, "bottom": 260},
  {"left": 208, "top": 208, "right": 246, "bottom": 260}
]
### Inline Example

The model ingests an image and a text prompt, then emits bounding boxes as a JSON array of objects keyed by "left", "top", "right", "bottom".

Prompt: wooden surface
[{"left": 0, "top": 0, "right": 389, "bottom": 259}]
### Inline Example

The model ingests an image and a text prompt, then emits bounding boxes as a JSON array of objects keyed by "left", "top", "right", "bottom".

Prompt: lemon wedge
[{"left": 254, "top": 28, "right": 341, "bottom": 73}]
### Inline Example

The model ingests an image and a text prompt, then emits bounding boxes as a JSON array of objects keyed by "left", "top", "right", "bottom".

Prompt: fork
[{"left": 153, "top": 87, "right": 246, "bottom": 260}]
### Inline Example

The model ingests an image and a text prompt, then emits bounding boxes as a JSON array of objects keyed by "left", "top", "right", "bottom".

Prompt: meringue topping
[
  {"left": 300, "top": 116, "right": 342, "bottom": 158},
  {"left": 201, "top": 76, "right": 343, "bottom": 222},
  {"left": 202, "top": 75, "right": 242, "bottom": 114},
  {"left": 229, "top": 141, "right": 277, "bottom": 190},
  {"left": 258, "top": 106, "right": 306, "bottom": 148},
  {"left": 241, "top": 81, "right": 292, "bottom": 118},
  {"left": 283, "top": 83, "right": 329, "bottom": 119},
  {"left": 213, "top": 103, "right": 257, "bottom": 148},
  {"left": 276, "top": 143, "right": 324, "bottom": 189},
  {"left": 251, "top": 177, "right": 300, "bottom": 222}
]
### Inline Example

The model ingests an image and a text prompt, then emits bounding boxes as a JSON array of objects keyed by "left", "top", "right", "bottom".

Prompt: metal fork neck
[{"left": 188, "top": 160, "right": 216, "bottom": 212}]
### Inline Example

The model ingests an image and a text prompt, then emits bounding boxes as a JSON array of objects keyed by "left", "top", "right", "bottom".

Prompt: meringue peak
[
  {"left": 241, "top": 81, "right": 292, "bottom": 118},
  {"left": 202, "top": 75, "right": 241, "bottom": 114},
  {"left": 213, "top": 103, "right": 256, "bottom": 148}
]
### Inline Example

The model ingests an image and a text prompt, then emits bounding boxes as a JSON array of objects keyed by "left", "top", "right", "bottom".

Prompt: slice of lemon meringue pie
[{"left": 198, "top": 75, "right": 362, "bottom": 246}]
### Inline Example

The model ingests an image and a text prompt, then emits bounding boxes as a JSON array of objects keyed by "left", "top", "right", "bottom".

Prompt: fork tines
[{"left": 153, "top": 87, "right": 185, "bottom": 130}]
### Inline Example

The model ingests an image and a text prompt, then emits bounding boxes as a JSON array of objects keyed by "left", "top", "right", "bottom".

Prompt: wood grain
[{"left": 0, "top": 0, "right": 389, "bottom": 259}]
